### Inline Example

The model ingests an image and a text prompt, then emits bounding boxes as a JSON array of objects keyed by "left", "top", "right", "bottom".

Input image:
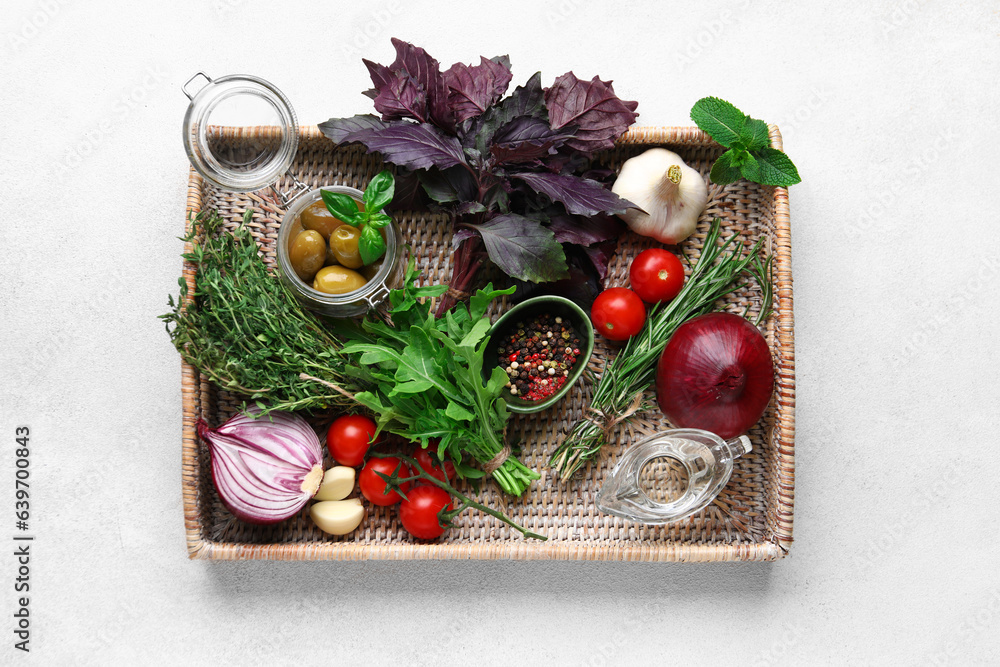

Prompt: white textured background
[{"left": 1, "top": 0, "right": 999, "bottom": 664}]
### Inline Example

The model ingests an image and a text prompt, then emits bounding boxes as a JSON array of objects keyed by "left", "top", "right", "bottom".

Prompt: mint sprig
[
  {"left": 320, "top": 170, "right": 395, "bottom": 266},
  {"left": 691, "top": 97, "right": 801, "bottom": 187}
]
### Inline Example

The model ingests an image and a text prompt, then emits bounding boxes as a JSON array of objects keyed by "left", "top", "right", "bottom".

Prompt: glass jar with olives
[{"left": 277, "top": 185, "right": 402, "bottom": 317}]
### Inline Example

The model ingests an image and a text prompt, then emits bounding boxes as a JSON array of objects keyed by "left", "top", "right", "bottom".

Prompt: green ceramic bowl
[{"left": 483, "top": 295, "right": 595, "bottom": 414}]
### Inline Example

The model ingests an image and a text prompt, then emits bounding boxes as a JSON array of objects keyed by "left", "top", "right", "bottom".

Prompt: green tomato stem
[{"left": 371, "top": 452, "right": 547, "bottom": 541}]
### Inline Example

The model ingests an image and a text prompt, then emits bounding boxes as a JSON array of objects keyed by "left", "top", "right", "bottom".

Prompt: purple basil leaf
[
  {"left": 347, "top": 124, "right": 468, "bottom": 171},
  {"left": 497, "top": 72, "right": 546, "bottom": 120},
  {"left": 547, "top": 213, "right": 623, "bottom": 246},
  {"left": 490, "top": 115, "right": 575, "bottom": 165},
  {"left": 443, "top": 55, "right": 513, "bottom": 123},
  {"left": 390, "top": 168, "right": 429, "bottom": 211},
  {"left": 454, "top": 201, "right": 487, "bottom": 216},
  {"left": 544, "top": 72, "right": 639, "bottom": 153},
  {"left": 416, "top": 165, "right": 477, "bottom": 203},
  {"left": 579, "top": 167, "right": 616, "bottom": 184},
  {"left": 463, "top": 71, "right": 547, "bottom": 153},
  {"left": 584, "top": 240, "right": 618, "bottom": 281},
  {"left": 482, "top": 181, "right": 510, "bottom": 213},
  {"left": 363, "top": 61, "right": 427, "bottom": 122},
  {"left": 541, "top": 152, "right": 589, "bottom": 175},
  {"left": 512, "top": 171, "right": 633, "bottom": 216},
  {"left": 386, "top": 38, "right": 454, "bottom": 131},
  {"left": 511, "top": 248, "right": 603, "bottom": 310},
  {"left": 489, "top": 149, "right": 545, "bottom": 167},
  {"left": 363, "top": 58, "right": 396, "bottom": 97},
  {"left": 471, "top": 213, "right": 569, "bottom": 282},
  {"left": 492, "top": 116, "right": 569, "bottom": 145},
  {"left": 318, "top": 114, "right": 393, "bottom": 144},
  {"left": 452, "top": 226, "right": 480, "bottom": 248}
]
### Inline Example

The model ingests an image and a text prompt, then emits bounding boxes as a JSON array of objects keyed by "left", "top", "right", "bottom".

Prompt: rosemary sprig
[
  {"left": 549, "top": 218, "right": 773, "bottom": 480},
  {"left": 161, "top": 210, "right": 359, "bottom": 414}
]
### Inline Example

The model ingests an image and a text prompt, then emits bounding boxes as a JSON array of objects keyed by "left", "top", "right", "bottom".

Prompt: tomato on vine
[
  {"left": 413, "top": 446, "right": 456, "bottom": 485},
  {"left": 359, "top": 456, "right": 411, "bottom": 506},
  {"left": 399, "top": 485, "right": 454, "bottom": 539}
]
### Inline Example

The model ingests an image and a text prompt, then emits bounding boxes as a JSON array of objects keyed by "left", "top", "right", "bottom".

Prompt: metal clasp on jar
[{"left": 363, "top": 283, "right": 392, "bottom": 310}]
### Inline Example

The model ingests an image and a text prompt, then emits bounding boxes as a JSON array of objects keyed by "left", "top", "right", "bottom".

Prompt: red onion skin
[
  {"left": 198, "top": 410, "right": 324, "bottom": 525},
  {"left": 656, "top": 312, "right": 774, "bottom": 440}
]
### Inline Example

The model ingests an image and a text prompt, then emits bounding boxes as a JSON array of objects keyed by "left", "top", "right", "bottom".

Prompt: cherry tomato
[
  {"left": 399, "top": 485, "right": 453, "bottom": 540},
  {"left": 413, "top": 446, "right": 456, "bottom": 485},
  {"left": 590, "top": 287, "right": 646, "bottom": 341},
  {"left": 359, "top": 457, "right": 412, "bottom": 506},
  {"left": 327, "top": 414, "right": 377, "bottom": 467},
  {"left": 629, "top": 248, "right": 685, "bottom": 303}
]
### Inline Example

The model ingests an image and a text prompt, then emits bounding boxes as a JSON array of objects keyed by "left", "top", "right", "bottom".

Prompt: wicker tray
[{"left": 180, "top": 125, "right": 795, "bottom": 561}]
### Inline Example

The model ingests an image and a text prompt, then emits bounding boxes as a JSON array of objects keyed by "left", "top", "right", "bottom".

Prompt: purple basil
[
  {"left": 512, "top": 172, "right": 633, "bottom": 217},
  {"left": 318, "top": 114, "right": 393, "bottom": 144},
  {"left": 319, "top": 39, "right": 639, "bottom": 313},
  {"left": 472, "top": 214, "right": 568, "bottom": 283},
  {"left": 347, "top": 123, "right": 467, "bottom": 171},
  {"left": 443, "top": 55, "right": 513, "bottom": 123},
  {"left": 544, "top": 73, "right": 639, "bottom": 154}
]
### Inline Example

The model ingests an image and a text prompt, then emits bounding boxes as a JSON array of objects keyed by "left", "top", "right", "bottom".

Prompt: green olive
[
  {"left": 300, "top": 198, "right": 364, "bottom": 239},
  {"left": 288, "top": 230, "right": 327, "bottom": 282},
  {"left": 329, "top": 225, "right": 364, "bottom": 269},
  {"left": 313, "top": 266, "right": 368, "bottom": 295},
  {"left": 300, "top": 200, "right": 343, "bottom": 240}
]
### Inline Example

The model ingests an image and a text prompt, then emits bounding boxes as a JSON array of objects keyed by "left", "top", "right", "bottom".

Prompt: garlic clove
[
  {"left": 611, "top": 148, "right": 708, "bottom": 245},
  {"left": 310, "top": 498, "right": 365, "bottom": 536},
  {"left": 314, "top": 466, "right": 356, "bottom": 501}
]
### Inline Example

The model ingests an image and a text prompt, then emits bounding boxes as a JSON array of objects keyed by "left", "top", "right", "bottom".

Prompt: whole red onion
[{"left": 655, "top": 312, "right": 773, "bottom": 439}]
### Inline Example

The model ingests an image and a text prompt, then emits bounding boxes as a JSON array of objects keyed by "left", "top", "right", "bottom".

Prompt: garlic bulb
[{"left": 611, "top": 148, "right": 708, "bottom": 245}]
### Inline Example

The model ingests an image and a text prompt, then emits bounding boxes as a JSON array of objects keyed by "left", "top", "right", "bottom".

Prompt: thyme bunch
[{"left": 161, "top": 210, "right": 358, "bottom": 414}]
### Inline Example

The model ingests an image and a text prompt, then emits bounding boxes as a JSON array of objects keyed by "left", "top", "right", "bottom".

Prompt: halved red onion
[
  {"left": 198, "top": 408, "right": 324, "bottom": 524},
  {"left": 656, "top": 312, "right": 774, "bottom": 439}
]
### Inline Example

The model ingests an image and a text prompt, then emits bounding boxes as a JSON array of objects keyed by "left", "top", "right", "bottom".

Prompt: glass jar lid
[{"left": 181, "top": 72, "right": 299, "bottom": 193}]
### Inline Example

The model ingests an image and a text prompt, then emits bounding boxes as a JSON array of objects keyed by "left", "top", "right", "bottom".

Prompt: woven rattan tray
[{"left": 180, "top": 125, "right": 795, "bottom": 561}]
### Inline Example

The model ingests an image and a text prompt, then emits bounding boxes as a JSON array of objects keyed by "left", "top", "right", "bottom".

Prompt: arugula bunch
[
  {"left": 329, "top": 257, "right": 540, "bottom": 497},
  {"left": 690, "top": 97, "right": 801, "bottom": 187},
  {"left": 321, "top": 169, "right": 395, "bottom": 265},
  {"left": 320, "top": 38, "right": 639, "bottom": 313}
]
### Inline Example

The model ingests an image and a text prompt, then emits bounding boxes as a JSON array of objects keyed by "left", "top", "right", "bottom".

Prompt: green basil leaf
[
  {"left": 367, "top": 212, "right": 392, "bottom": 229},
  {"left": 363, "top": 170, "right": 395, "bottom": 213},
  {"left": 358, "top": 224, "right": 387, "bottom": 266},
  {"left": 321, "top": 191, "right": 364, "bottom": 226}
]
